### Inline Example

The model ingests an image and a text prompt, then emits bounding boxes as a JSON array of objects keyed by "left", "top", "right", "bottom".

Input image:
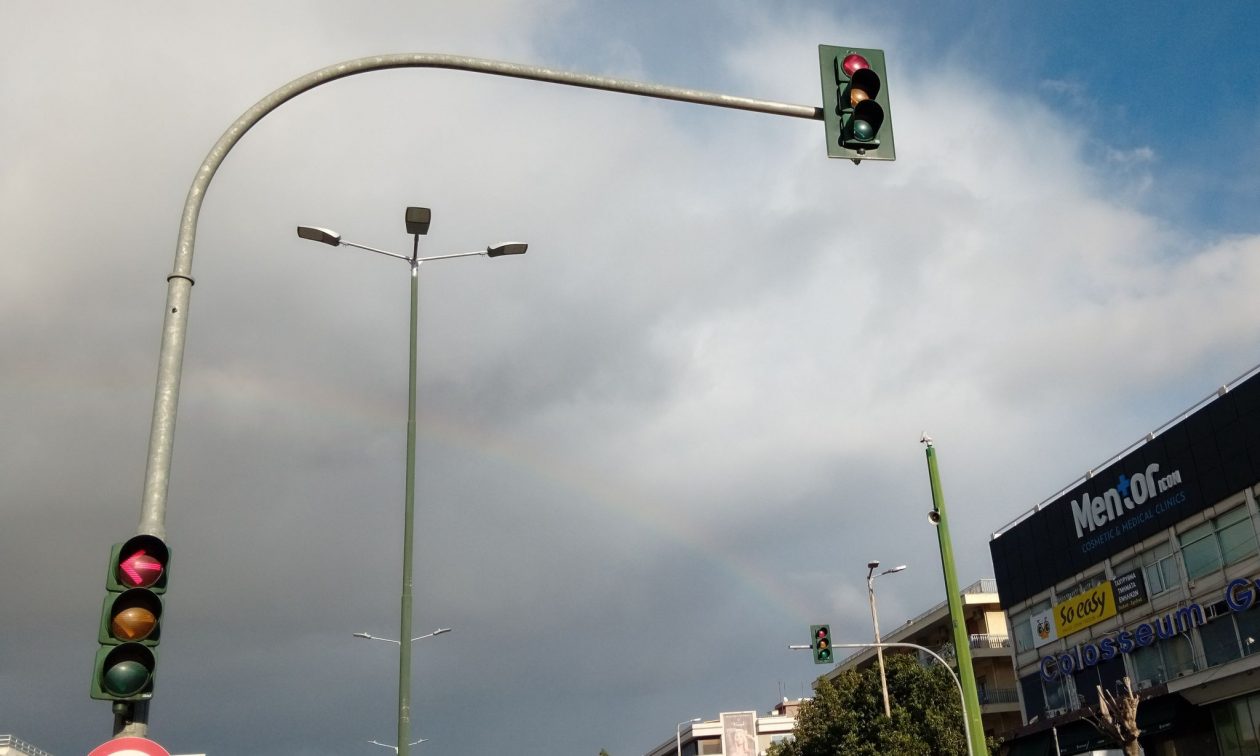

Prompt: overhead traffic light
[
  {"left": 811, "top": 624, "right": 833, "bottom": 664},
  {"left": 91, "top": 535, "right": 169, "bottom": 702},
  {"left": 818, "top": 45, "right": 895, "bottom": 162}
]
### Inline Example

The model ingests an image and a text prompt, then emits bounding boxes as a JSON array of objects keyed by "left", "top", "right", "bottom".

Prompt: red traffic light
[
  {"left": 120, "top": 551, "right": 163, "bottom": 588},
  {"left": 108, "top": 535, "right": 169, "bottom": 593},
  {"left": 841, "top": 53, "right": 870, "bottom": 77}
]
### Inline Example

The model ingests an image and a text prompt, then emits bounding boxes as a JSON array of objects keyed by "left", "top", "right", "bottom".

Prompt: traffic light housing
[
  {"left": 818, "top": 45, "right": 895, "bottom": 162},
  {"left": 811, "top": 624, "right": 833, "bottom": 664},
  {"left": 91, "top": 535, "right": 169, "bottom": 702}
]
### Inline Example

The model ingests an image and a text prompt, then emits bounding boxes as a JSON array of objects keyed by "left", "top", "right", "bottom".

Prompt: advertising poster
[
  {"left": 1031, "top": 607, "right": 1058, "bottom": 648},
  {"left": 1113, "top": 568, "right": 1149, "bottom": 612},
  {"left": 720, "top": 711, "right": 758, "bottom": 756}
]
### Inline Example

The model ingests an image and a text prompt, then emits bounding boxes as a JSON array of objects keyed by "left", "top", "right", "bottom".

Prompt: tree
[
  {"left": 1085, "top": 677, "right": 1141, "bottom": 756},
  {"left": 767, "top": 653, "right": 992, "bottom": 756}
]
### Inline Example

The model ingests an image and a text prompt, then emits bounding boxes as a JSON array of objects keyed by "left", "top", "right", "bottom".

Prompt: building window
[
  {"left": 1211, "top": 692, "right": 1260, "bottom": 756},
  {"left": 1020, "top": 673, "right": 1047, "bottom": 721},
  {"left": 1057, "top": 573, "right": 1104, "bottom": 602},
  {"left": 1238, "top": 608, "right": 1260, "bottom": 657},
  {"left": 1180, "top": 506, "right": 1259, "bottom": 580},
  {"left": 1199, "top": 603, "right": 1260, "bottom": 669},
  {"left": 1043, "top": 673, "right": 1070, "bottom": 712},
  {"left": 1117, "top": 540, "right": 1181, "bottom": 598},
  {"left": 1012, "top": 599, "right": 1050, "bottom": 654},
  {"left": 1202, "top": 612, "right": 1246, "bottom": 668},
  {"left": 1129, "top": 633, "right": 1194, "bottom": 685}
]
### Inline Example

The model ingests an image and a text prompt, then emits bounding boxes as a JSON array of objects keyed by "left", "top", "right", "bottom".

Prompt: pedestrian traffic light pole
[
  {"left": 922, "top": 436, "right": 988, "bottom": 756},
  {"left": 122, "top": 49, "right": 887, "bottom": 738}
]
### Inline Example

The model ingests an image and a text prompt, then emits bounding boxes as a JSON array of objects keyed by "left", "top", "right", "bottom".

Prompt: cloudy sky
[{"left": 4, "top": 1, "right": 1260, "bottom": 754}]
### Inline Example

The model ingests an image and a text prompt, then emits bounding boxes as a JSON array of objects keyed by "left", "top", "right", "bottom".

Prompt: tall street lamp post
[
  {"left": 297, "top": 208, "right": 526, "bottom": 756},
  {"left": 676, "top": 717, "right": 701, "bottom": 756},
  {"left": 866, "top": 560, "right": 907, "bottom": 718},
  {"left": 922, "top": 435, "right": 988, "bottom": 756}
]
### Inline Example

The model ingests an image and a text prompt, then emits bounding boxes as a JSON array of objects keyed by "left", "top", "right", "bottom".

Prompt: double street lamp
[
  {"left": 866, "top": 560, "right": 907, "bottom": 718},
  {"left": 297, "top": 208, "right": 526, "bottom": 756},
  {"left": 356, "top": 629, "right": 449, "bottom": 752},
  {"left": 369, "top": 739, "right": 427, "bottom": 753},
  {"left": 354, "top": 628, "right": 452, "bottom": 645}
]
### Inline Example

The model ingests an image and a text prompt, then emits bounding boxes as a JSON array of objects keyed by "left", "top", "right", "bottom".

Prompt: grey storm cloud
[{"left": 4, "top": 2, "right": 1260, "bottom": 755}]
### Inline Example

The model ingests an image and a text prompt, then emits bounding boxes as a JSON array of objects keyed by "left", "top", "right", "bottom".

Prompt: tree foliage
[{"left": 767, "top": 653, "right": 983, "bottom": 756}]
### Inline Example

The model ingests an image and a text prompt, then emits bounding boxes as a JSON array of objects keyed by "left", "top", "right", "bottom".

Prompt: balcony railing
[
  {"left": 963, "top": 578, "right": 999, "bottom": 595},
  {"left": 0, "top": 734, "right": 55, "bottom": 756},
  {"left": 969, "top": 633, "right": 1011, "bottom": 650},
  {"left": 978, "top": 687, "right": 1020, "bottom": 705}
]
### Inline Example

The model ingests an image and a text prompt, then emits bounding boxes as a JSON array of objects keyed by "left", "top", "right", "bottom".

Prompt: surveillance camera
[{"left": 927, "top": 510, "right": 941, "bottom": 525}]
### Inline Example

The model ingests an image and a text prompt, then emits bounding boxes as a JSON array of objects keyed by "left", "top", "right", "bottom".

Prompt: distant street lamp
[
  {"left": 297, "top": 207, "right": 526, "bottom": 756},
  {"left": 677, "top": 717, "right": 701, "bottom": 756},
  {"left": 354, "top": 628, "right": 452, "bottom": 645},
  {"left": 866, "top": 560, "right": 907, "bottom": 718},
  {"left": 369, "top": 738, "right": 427, "bottom": 753}
]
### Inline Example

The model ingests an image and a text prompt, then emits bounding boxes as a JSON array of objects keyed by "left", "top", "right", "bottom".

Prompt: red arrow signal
[{"left": 120, "top": 550, "right": 164, "bottom": 587}]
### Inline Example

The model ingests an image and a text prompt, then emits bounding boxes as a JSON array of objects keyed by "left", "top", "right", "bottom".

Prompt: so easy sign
[
  {"left": 1056, "top": 582, "right": 1117, "bottom": 636},
  {"left": 1032, "top": 581, "right": 1120, "bottom": 648}
]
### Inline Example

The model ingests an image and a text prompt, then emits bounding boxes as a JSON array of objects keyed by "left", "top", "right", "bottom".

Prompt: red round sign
[{"left": 88, "top": 736, "right": 171, "bottom": 756}]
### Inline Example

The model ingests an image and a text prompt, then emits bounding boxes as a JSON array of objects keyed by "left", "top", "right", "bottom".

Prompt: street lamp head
[
  {"left": 867, "top": 560, "right": 880, "bottom": 570},
  {"left": 296, "top": 225, "right": 342, "bottom": 246},
  {"left": 886, "top": 564, "right": 908, "bottom": 574},
  {"left": 352, "top": 632, "right": 373, "bottom": 640},
  {"left": 486, "top": 241, "right": 528, "bottom": 257},
  {"left": 404, "top": 207, "right": 432, "bottom": 236},
  {"left": 433, "top": 627, "right": 452, "bottom": 636}
]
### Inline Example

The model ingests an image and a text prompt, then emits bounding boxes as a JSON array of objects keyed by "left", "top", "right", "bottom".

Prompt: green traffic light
[
  {"left": 102, "top": 660, "right": 151, "bottom": 697},
  {"left": 851, "top": 119, "right": 876, "bottom": 142},
  {"left": 811, "top": 624, "right": 833, "bottom": 664}
]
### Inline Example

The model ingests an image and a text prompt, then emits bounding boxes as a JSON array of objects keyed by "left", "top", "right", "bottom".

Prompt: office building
[{"left": 991, "top": 367, "right": 1260, "bottom": 754}]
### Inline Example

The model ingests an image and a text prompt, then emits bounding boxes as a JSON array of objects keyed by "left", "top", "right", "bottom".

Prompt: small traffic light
[
  {"left": 811, "top": 624, "right": 833, "bottom": 664},
  {"left": 91, "top": 535, "right": 169, "bottom": 702},
  {"left": 818, "top": 45, "right": 896, "bottom": 162}
]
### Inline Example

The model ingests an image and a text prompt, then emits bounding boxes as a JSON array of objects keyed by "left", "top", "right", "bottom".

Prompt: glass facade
[
  {"left": 1180, "top": 506, "right": 1259, "bottom": 580},
  {"left": 1213, "top": 691, "right": 1260, "bottom": 756},
  {"left": 1115, "top": 539, "right": 1181, "bottom": 598}
]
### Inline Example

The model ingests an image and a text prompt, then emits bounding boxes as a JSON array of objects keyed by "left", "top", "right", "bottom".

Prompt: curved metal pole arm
[
  {"left": 830, "top": 642, "right": 975, "bottom": 756},
  {"left": 137, "top": 52, "right": 822, "bottom": 538}
]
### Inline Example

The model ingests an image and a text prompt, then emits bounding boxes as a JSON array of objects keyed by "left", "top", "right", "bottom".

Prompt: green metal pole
[
  {"left": 398, "top": 248, "right": 420, "bottom": 756},
  {"left": 924, "top": 440, "right": 987, "bottom": 756}
]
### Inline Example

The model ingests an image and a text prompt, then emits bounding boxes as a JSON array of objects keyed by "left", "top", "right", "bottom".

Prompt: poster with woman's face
[{"left": 720, "top": 711, "right": 758, "bottom": 756}]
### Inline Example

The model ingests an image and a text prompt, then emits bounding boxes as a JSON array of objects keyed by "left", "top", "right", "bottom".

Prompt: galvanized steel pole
[
  {"left": 398, "top": 246, "right": 420, "bottom": 756},
  {"left": 128, "top": 53, "right": 822, "bottom": 739},
  {"left": 139, "top": 53, "right": 821, "bottom": 540}
]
